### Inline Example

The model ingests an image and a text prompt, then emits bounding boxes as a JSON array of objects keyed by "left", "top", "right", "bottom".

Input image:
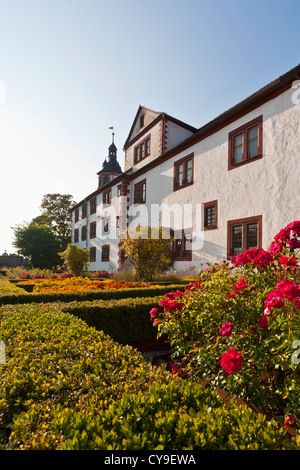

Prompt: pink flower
[
  {"left": 219, "top": 322, "right": 234, "bottom": 337},
  {"left": 220, "top": 348, "right": 243, "bottom": 375},
  {"left": 149, "top": 308, "right": 158, "bottom": 318},
  {"left": 153, "top": 318, "right": 160, "bottom": 325}
]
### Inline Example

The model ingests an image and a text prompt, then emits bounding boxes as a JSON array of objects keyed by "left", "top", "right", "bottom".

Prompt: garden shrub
[
  {"left": 0, "top": 303, "right": 169, "bottom": 449},
  {"left": 62, "top": 296, "right": 166, "bottom": 345},
  {"left": 0, "top": 284, "right": 186, "bottom": 306},
  {"left": 8, "top": 379, "right": 298, "bottom": 450},
  {"left": 151, "top": 221, "right": 300, "bottom": 424}
]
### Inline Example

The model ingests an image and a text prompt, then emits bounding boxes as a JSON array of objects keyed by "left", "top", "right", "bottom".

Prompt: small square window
[{"left": 204, "top": 200, "right": 218, "bottom": 230}]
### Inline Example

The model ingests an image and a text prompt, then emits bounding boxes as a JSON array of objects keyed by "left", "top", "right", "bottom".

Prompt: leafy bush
[
  {"left": 8, "top": 380, "right": 298, "bottom": 450},
  {"left": 0, "top": 284, "right": 186, "bottom": 305},
  {"left": 63, "top": 296, "right": 165, "bottom": 345},
  {"left": 0, "top": 303, "right": 169, "bottom": 449},
  {"left": 152, "top": 221, "right": 300, "bottom": 423}
]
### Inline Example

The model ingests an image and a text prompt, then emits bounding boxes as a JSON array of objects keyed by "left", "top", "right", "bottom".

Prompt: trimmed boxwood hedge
[
  {"left": 1, "top": 302, "right": 297, "bottom": 450},
  {"left": 0, "top": 303, "right": 170, "bottom": 449},
  {"left": 62, "top": 296, "right": 164, "bottom": 345},
  {"left": 0, "top": 284, "right": 186, "bottom": 305}
]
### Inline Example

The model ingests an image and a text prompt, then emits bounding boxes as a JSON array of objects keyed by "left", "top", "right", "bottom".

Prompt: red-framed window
[
  {"left": 174, "top": 154, "right": 194, "bottom": 191},
  {"left": 204, "top": 200, "right": 218, "bottom": 230},
  {"left": 81, "top": 225, "right": 87, "bottom": 241},
  {"left": 134, "top": 179, "right": 146, "bottom": 204},
  {"left": 227, "top": 215, "right": 262, "bottom": 258},
  {"left": 90, "top": 247, "right": 96, "bottom": 262},
  {"left": 134, "top": 135, "right": 150, "bottom": 163},
  {"left": 228, "top": 115, "right": 263, "bottom": 170},
  {"left": 74, "top": 228, "right": 79, "bottom": 243},
  {"left": 82, "top": 203, "right": 87, "bottom": 219},
  {"left": 90, "top": 197, "right": 96, "bottom": 215},
  {"left": 103, "top": 189, "right": 111, "bottom": 205},
  {"left": 172, "top": 229, "right": 192, "bottom": 261},
  {"left": 90, "top": 221, "right": 96, "bottom": 239},
  {"left": 102, "top": 244, "right": 110, "bottom": 262}
]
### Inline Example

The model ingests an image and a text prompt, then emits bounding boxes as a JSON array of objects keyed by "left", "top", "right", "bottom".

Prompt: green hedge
[
  {"left": 62, "top": 296, "right": 164, "bottom": 345},
  {"left": 0, "top": 302, "right": 297, "bottom": 450},
  {"left": 0, "top": 284, "right": 185, "bottom": 305},
  {"left": 0, "top": 302, "right": 169, "bottom": 449}
]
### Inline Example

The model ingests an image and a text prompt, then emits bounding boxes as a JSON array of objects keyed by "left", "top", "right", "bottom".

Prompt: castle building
[{"left": 71, "top": 64, "right": 300, "bottom": 273}]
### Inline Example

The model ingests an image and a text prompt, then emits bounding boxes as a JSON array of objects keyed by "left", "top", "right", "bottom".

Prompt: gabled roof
[{"left": 123, "top": 105, "right": 197, "bottom": 149}]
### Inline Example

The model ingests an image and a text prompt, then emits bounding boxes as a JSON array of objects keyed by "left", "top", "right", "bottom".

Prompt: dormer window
[{"left": 134, "top": 135, "right": 150, "bottom": 164}]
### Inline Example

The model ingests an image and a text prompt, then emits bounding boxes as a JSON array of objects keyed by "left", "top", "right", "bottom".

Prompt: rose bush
[{"left": 151, "top": 221, "right": 300, "bottom": 429}]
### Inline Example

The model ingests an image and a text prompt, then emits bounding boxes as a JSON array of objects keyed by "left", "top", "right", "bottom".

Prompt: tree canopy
[
  {"left": 32, "top": 193, "right": 76, "bottom": 251},
  {"left": 12, "top": 222, "right": 60, "bottom": 269},
  {"left": 120, "top": 226, "right": 174, "bottom": 281}
]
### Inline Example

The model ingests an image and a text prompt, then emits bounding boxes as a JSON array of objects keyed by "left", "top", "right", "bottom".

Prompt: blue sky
[{"left": 0, "top": 0, "right": 300, "bottom": 254}]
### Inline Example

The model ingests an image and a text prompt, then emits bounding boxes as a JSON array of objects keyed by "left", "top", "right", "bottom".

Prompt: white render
[{"left": 71, "top": 65, "right": 300, "bottom": 273}]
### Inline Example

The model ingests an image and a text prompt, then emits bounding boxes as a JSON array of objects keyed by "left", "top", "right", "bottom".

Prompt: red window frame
[
  {"left": 103, "top": 189, "right": 111, "bottom": 205},
  {"left": 227, "top": 215, "right": 262, "bottom": 259},
  {"left": 228, "top": 115, "right": 263, "bottom": 170},
  {"left": 173, "top": 153, "right": 194, "bottom": 191},
  {"left": 134, "top": 135, "right": 151, "bottom": 164},
  {"left": 204, "top": 200, "right": 218, "bottom": 230},
  {"left": 101, "top": 244, "right": 110, "bottom": 262},
  {"left": 172, "top": 228, "right": 192, "bottom": 261},
  {"left": 82, "top": 203, "right": 87, "bottom": 219},
  {"left": 90, "top": 197, "right": 96, "bottom": 215},
  {"left": 81, "top": 225, "right": 87, "bottom": 241},
  {"left": 134, "top": 179, "right": 146, "bottom": 204},
  {"left": 90, "top": 221, "right": 96, "bottom": 239},
  {"left": 90, "top": 246, "right": 96, "bottom": 262}
]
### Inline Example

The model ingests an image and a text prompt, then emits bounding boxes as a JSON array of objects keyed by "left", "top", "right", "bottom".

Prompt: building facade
[{"left": 71, "top": 64, "right": 300, "bottom": 273}]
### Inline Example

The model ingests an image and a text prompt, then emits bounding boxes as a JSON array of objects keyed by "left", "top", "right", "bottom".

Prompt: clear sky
[{"left": 0, "top": 0, "right": 300, "bottom": 254}]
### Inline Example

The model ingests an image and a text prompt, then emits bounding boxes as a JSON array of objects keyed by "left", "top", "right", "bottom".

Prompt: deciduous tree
[{"left": 120, "top": 226, "right": 174, "bottom": 281}]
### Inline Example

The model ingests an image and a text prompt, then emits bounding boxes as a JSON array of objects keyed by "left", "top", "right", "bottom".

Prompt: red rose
[
  {"left": 220, "top": 348, "right": 243, "bottom": 375},
  {"left": 284, "top": 413, "right": 297, "bottom": 428},
  {"left": 264, "top": 290, "right": 285, "bottom": 310},
  {"left": 279, "top": 256, "right": 298, "bottom": 267},
  {"left": 259, "top": 315, "right": 269, "bottom": 330},
  {"left": 219, "top": 322, "right": 234, "bottom": 337},
  {"left": 149, "top": 308, "right": 158, "bottom": 318}
]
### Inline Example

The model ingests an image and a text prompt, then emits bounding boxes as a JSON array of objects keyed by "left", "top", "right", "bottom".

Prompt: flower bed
[
  {"left": 16, "top": 277, "right": 150, "bottom": 293},
  {"left": 150, "top": 221, "right": 300, "bottom": 436}
]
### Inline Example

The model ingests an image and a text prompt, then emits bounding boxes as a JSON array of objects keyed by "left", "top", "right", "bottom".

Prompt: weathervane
[{"left": 109, "top": 126, "right": 115, "bottom": 143}]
